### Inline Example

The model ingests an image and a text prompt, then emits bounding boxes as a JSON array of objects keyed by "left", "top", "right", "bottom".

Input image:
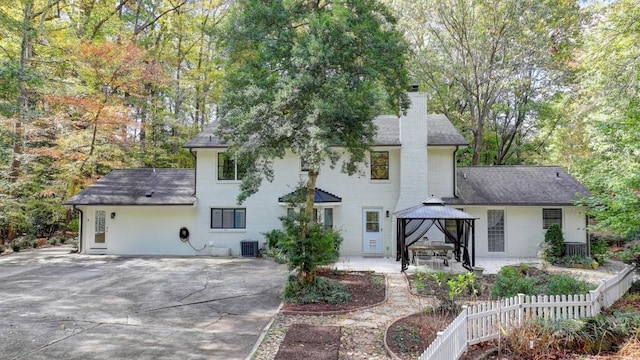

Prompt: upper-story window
[
  {"left": 543, "top": 208, "right": 562, "bottom": 229},
  {"left": 370, "top": 151, "right": 389, "bottom": 180},
  {"left": 300, "top": 159, "right": 310, "bottom": 172},
  {"left": 218, "top": 153, "right": 245, "bottom": 180}
]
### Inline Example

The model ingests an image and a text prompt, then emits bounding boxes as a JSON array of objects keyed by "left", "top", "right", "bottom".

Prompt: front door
[
  {"left": 362, "top": 208, "right": 383, "bottom": 254},
  {"left": 92, "top": 210, "right": 107, "bottom": 249}
]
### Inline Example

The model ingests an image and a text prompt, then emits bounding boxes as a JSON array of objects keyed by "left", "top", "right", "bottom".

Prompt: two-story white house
[{"left": 65, "top": 92, "right": 591, "bottom": 260}]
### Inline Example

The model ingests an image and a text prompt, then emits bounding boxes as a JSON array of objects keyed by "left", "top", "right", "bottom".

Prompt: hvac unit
[{"left": 240, "top": 240, "right": 259, "bottom": 257}]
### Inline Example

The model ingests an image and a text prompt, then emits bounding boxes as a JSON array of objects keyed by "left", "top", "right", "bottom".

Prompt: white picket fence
[{"left": 418, "top": 265, "right": 636, "bottom": 360}]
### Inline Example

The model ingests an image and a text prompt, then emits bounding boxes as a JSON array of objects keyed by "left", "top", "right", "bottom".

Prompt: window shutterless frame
[
  {"left": 543, "top": 208, "right": 562, "bottom": 229},
  {"left": 211, "top": 208, "right": 246, "bottom": 229},
  {"left": 370, "top": 151, "right": 389, "bottom": 180}
]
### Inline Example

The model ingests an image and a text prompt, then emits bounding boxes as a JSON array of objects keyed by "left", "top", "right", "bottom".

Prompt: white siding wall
[
  {"left": 192, "top": 147, "right": 401, "bottom": 257},
  {"left": 462, "top": 205, "right": 588, "bottom": 258},
  {"left": 427, "top": 147, "right": 455, "bottom": 198},
  {"left": 78, "top": 205, "right": 198, "bottom": 255}
]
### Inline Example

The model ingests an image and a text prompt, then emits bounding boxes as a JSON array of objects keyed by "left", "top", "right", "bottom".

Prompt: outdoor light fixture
[
  {"left": 386, "top": 210, "right": 390, "bottom": 218},
  {"left": 110, "top": 212, "right": 116, "bottom": 219}
]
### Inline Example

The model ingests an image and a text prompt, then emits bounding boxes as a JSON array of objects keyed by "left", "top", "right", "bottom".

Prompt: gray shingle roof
[
  {"left": 183, "top": 114, "right": 467, "bottom": 148},
  {"left": 373, "top": 115, "right": 400, "bottom": 145},
  {"left": 444, "top": 166, "right": 591, "bottom": 206},
  {"left": 427, "top": 114, "right": 468, "bottom": 146},
  {"left": 64, "top": 169, "right": 196, "bottom": 206}
]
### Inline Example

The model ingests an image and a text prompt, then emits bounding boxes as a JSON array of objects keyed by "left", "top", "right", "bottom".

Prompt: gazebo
[{"left": 395, "top": 198, "right": 478, "bottom": 272}]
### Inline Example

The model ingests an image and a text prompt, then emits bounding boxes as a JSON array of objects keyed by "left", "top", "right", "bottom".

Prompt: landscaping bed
[
  {"left": 281, "top": 268, "right": 386, "bottom": 313},
  {"left": 386, "top": 265, "right": 603, "bottom": 360},
  {"left": 385, "top": 266, "right": 640, "bottom": 360}
]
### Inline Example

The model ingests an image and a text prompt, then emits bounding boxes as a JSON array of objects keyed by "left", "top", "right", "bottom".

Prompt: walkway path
[{"left": 251, "top": 273, "right": 436, "bottom": 360}]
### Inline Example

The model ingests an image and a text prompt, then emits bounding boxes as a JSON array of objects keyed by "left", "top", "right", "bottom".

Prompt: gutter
[
  {"left": 72, "top": 206, "right": 83, "bottom": 253},
  {"left": 453, "top": 146, "right": 459, "bottom": 198},
  {"left": 189, "top": 148, "right": 197, "bottom": 196}
]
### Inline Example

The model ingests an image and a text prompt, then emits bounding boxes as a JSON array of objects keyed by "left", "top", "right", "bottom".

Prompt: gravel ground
[{"left": 251, "top": 273, "right": 437, "bottom": 360}]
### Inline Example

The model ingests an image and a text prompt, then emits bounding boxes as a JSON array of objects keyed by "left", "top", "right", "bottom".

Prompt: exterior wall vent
[{"left": 240, "top": 240, "right": 259, "bottom": 257}]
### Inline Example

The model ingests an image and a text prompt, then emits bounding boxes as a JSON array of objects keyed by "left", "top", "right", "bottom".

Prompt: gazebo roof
[
  {"left": 394, "top": 197, "right": 477, "bottom": 220},
  {"left": 278, "top": 188, "right": 342, "bottom": 204}
]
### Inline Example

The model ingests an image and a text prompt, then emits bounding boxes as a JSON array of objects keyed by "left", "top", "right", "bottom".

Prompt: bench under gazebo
[{"left": 395, "top": 198, "right": 478, "bottom": 272}]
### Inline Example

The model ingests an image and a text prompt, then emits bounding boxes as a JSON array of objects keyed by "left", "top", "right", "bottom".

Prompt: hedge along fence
[{"left": 419, "top": 264, "right": 636, "bottom": 360}]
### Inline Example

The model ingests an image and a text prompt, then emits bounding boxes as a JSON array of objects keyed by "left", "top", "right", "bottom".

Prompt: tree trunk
[
  {"left": 302, "top": 169, "right": 319, "bottom": 284},
  {"left": 9, "top": 1, "right": 33, "bottom": 187}
]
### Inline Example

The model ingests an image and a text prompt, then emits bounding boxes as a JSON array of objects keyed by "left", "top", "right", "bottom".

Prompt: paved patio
[
  {"left": 333, "top": 255, "right": 541, "bottom": 274},
  {"left": 0, "top": 246, "right": 288, "bottom": 360}
]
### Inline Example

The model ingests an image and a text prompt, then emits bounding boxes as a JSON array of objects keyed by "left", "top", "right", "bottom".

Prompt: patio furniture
[{"left": 409, "top": 241, "right": 454, "bottom": 267}]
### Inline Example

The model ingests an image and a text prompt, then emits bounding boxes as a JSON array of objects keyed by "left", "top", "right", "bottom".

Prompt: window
[
  {"left": 487, "top": 210, "right": 505, "bottom": 252},
  {"left": 300, "top": 159, "right": 310, "bottom": 172},
  {"left": 365, "top": 210, "right": 380, "bottom": 232},
  {"left": 217, "top": 153, "right": 245, "bottom": 180},
  {"left": 323, "top": 208, "right": 333, "bottom": 230},
  {"left": 444, "top": 208, "right": 464, "bottom": 244},
  {"left": 370, "top": 151, "right": 389, "bottom": 180},
  {"left": 286, "top": 207, "right": 333, "bottom": 229},
  {"left": 211, "top": 208, "right": 246, "bottom": 229},
  {"left": 543, "top": 208, "right": 562, "bottom": 229},
  {"left": 95, "top": 210, "right": 106, "bottom": 244},
  {"left": 444, "top": 219, "right": 458, "bottom": 244}
]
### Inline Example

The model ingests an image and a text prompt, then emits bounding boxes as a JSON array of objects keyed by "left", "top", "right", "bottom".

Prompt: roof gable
[
  {"left": 64, "top": 169, "right": 196, "bottom": 206},
  {"left": 445, "top": 166, "right": 591, "bottom": 206}
]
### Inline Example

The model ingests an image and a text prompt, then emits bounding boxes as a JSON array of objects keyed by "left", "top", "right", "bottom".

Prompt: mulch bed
[
  {"left": 274, "top": 270, "right": 385, "bottom": 359},
  {"left": 408, "top": 273, "right": 498, "bottom": 301},
  {"left": 274, "top": 324, "right": 341, "bottom": 360},
  {"left": 281, "top": 268, "right": 386, "bottom": 313},
  {"left": 385, "top": 311, "right": 455, "bottom": 359}
]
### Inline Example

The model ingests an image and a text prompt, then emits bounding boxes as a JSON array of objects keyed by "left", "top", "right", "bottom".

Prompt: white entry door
[
  {"left": 362, "top": 208, "right": 383, "bottom": 254},
  {"left": 92, "top": 210, "right": 108, "bottom": 249}
]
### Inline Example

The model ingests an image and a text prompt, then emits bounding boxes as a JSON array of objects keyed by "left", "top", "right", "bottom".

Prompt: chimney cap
[{"left": 408, "top": 84, "right": 419, "bottom": 92}]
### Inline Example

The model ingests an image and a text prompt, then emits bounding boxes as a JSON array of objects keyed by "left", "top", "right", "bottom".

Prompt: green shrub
[
  {"left": 67, "top": 217, "right": 79, "bottom": 232},
  {"left": 617, "top": 244, "right": 640, "bottom": 264},
  {"left": 491, "top": 266, "right": 538, "bottom": 298},
  {"left": 262, "top": 246, "right": 288, "bottom": 264},
  {"left": 0, "top": 244, "right": 5, "bottom": 253},
  {"left": 278, "top": 211, "right": 343, "bottom": 282},
  {"left": 10, "top": 241, "right": 20, "bottom": 252},
  {"left": 492, "top": 266, "right": 596, "bottom": 298},
  {"left": 543, "top": 224, "right": 565, "bottom": 261},
  {"left": 25, "top": 198, "right": 67, "bottom": 238},
  {"left": 284, "top": 275, "right": 351, "bottom": 304},
  {"left": 262, "top": 229, "right": 288, "bottom": 249},
  {"left": 590, "top": 237, "right": 610, "bottom": 264},
  {"left": 556, "top": 255, "right": 593, "bottom": 267},
  {"left": 576, "top": 312, "right": 640, "bottom": 353},
  {"left": 544, "top": 274, "right": 595, "bottom": 295}
]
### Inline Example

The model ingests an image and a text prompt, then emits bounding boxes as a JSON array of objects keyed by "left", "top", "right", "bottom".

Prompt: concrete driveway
[{"left": 0, "top": 246, "right": 288, "bottom": 360}]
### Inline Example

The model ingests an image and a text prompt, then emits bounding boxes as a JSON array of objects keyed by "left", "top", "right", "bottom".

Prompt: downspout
[
  {"left": 189, "top": 148, "right": 197, "bottom": 196},
  {"left": 586, "top": 214, "right": 590, "bottom": 258},
  {"left": 453, "top": 146, "right": 460, "bottom": 198},
  {"left": 73, "top": 206, "right": 83, "bottom": 253}
]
